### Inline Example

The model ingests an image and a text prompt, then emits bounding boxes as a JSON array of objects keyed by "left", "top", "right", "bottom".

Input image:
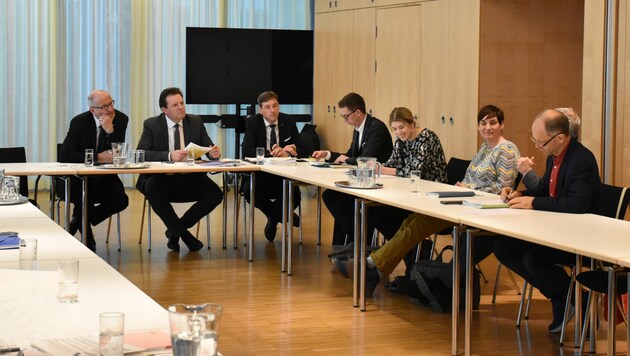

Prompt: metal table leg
[
  {"left": 360, "top": 199, "right": 368, "bottom": 311},
  {"left": 352, "top": 199, "right": 360, "bottom": 307},
  {"left": 451, "top": 225, "right": 462, "bottom": 355},
  {"left": 222, "top": 171, "right": 228, "bottom": 249},
  {"left": 65, "top": 177, "right": 71, "bottom": 231},
  {"left": 281, "top": 179, "right": 288, "bottom": 272},
  {"left": 316, "top": 186, "right": 321, "bottom": 245},
  {"left": 248, "top": 172, "right": 255, "bottom": 262},
  {"left": 288, "top": 180, "right": 295, "bottom": 276},
  {"left": 608, "top": 266, "right": 617, "bottom": 355},
  {"left": 81, "top": 176, "right": 88, "bottom": 246},
  {"left": 464, "top": 228, "right": 476, "bottom": 356}
]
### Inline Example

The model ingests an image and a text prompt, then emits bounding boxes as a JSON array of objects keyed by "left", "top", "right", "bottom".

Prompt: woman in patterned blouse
[{"left": 380, "top": 107, "right": 448, "bottom": 182}]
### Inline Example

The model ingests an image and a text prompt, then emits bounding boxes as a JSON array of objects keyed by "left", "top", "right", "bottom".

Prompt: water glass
[
  {"left": 19, "top": 238, "right": 37, "bottom": 260},
  {"left": 356, "top": 168, "right": 375, "bottom": 188},
  {"left": 169, "top": 303, "right": 223, "bottom": 356},
  {"left": 131, "top": 150, "right": 145, "bottom": 165},
  {"left": 58, "top": 259, "right": 79, "bottom": 303},
  {"left": 256, "top": 147, "right": 265, "bottom": 165},
  {"left": 410, "top": 170, "right": 421, "bottom": 193},
  {"left": 85, "top": 149, "right": 94, "bottom": 167},
  {"left": 187, "top": 149, "right": 196, "bottom": 166},
  {"left": 100, "top": 312, "right": 125, "bottom": 356},
  {"left": 1, "top": 176, "right": 20, "bottom": 202},
  {"left": 347, "top": 168, "right": 358, "bottom": 186},
  {"left": 111, "top": 142, "right": 129, "bottom": 167}
]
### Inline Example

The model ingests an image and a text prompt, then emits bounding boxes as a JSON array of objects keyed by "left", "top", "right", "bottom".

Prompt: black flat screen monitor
[{"left": 186, "top": 27, "right": 313, "bottom": 105}]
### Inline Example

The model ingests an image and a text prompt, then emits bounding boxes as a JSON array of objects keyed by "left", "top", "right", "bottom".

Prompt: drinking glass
[
  {"left": 256, "top": 147, "right": 265, "bottom": 165},
  {"left": 85, "top": 149, "right": 94, "bottom": 167},
  {"left": 187, "top": 149, "right": 196, "bottom": 166},
  {"left": 169, "top": 303, "right": 223, "bottom": 356},
  {"left": 131, "top": 150, "right": 145, "bottom": 165},
  {"left": 58, "top": 259, "right": 79, "bottom": 303},
  {"left": 100, "top": 312, "right": 125, "bottom": 356},
  {"left": 111, "top": 142, "right": 129, "bottom": 167},
  {"left": 19, "top": 238, "right": 37, "bottom": 260},
  {"left": 1, "top": 176, "right": 20, "bottom": 202},
  {"left": 410, "top": 170, "right": 421, "bottom": 193}
]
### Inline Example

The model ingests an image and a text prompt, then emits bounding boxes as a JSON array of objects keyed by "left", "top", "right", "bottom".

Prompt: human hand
[
  {"left": 500, "top": 187, "right": 522, "bottom": 202},
  {"left": 283, "top": 144, "right": 297, "bottom": 157},
  {"left": 517, "top": 156, "right": 535, "bottom": 175},
  {"left": 270, "top": 144, "right": 287, "bottom": 157},
  {"left": 99, "top": 114, "right": 114, "bottom": 133},
  {"left": 171, "top": 149, "right": 187, "bottom": 161},
  {"left": 507, "top": 196, "right": 534, "bottom": 209},
  {"left": 208, "top": 145, "right": 221, "bottom": 159},
  {"left": 97, "top": 150, "right": 113, "bottom": 163},
  {"left": 334, "top": 155, "right": 349, "bottom": 164},
  {"left": 311, "top": 150, "right": 329, "bottom": 159}
]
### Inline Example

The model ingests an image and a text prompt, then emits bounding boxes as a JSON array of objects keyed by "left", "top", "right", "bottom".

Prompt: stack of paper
[
  {"left": 462, "top": 197, "right": 509, "bottom": 209},
  {"left": 263, "top": 157, "right": 296, "bottom": 165},
  {"left": 185, "top": 142, "right": 211, "bottom": 159}
]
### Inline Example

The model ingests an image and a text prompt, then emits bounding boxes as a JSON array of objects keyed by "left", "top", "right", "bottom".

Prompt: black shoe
[
  {"left": 264, "top": 218, "right": 277, "bottom": 242},
  {"left": 365, "top": 267, "right": 380, "bottom": 298},
  {"left": 292, "top": 213, "right": 300, "bottom": 227},
  {"left": 165, "top": 230, "right": 180, "bottom": 252},
  {"left": 85, "top": 225, "right": 96, "bottom": 252},
  {"left": 549, "top": 297, "right": 574, "bottom": 333},
  {"left": 181, "top": 231, "right": 204, "bottom": 252}
]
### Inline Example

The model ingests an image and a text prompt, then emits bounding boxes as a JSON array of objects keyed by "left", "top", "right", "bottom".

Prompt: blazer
[
  {"left": 329, "top": 114, "right": 393, "bottom": 165},
  {"left": 241, "top": 113, "right": 303, "bottom": 158},
  {"left": 135, "top": 113, "right": 215, "bottom": 191},
  {"left": 59, "top": 109, "right": 129, "bottom": 163},
  {"left": 526, "top": 139, "right": 601, "bottom": 213}
]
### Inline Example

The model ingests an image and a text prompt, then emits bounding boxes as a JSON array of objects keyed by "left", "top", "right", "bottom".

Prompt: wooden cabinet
[{"left": 315, "top": 0, "right": 354, "bottom": 13}]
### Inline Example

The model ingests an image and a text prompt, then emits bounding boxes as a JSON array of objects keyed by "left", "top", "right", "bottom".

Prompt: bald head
[
  {"left": 87, "top": 90, "right": 111, "bottom": 107},
  {"left": 534, "top": 109, "right": 570, "bottom": 137}
]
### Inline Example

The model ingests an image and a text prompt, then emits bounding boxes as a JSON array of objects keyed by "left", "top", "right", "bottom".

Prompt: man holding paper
[{"left": 136, "top": 87, "right": 223, "bottom": 252}]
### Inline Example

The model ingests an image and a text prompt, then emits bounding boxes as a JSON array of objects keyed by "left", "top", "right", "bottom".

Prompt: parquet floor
[{"left": 32, "top": 185, "right": 627, "bottom": 355}]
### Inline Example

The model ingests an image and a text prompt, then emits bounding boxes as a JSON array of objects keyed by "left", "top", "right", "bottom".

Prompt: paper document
[
  {"left": 426, "top": 191, "right": 475, "bottom": 198},
  {"left": 263, "top": 157, "right": 296, "bottom": 165},
  {"left": 185, "top": 142, "right": 211, "bottom": 159},
  {"left": 31, "top": 331, "right": 171, "bottom": 355},
  {"left": 462, "top": 198, "right": 509, "bottom": 209}
]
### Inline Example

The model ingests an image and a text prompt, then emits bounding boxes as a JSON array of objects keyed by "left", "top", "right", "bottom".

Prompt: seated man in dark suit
[
  {"left": 496, "top": 108, "right": 601, "bottom": 333},
  {"left": 136, "top": 87, "right": 223, "bottom": 252},
  {"left": 312, "top": 92, "right": 393, "bottom": 247},
  {"left": 59, "top": 89, "right": 129, "bottom": 251},
  {"left": 242, "top": 91, "right": 303, "bottom": 242}
]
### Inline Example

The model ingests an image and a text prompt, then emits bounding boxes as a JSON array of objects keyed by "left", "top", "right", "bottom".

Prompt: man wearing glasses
[
  {"left": 495, "top": 108, "right": 601, "bottom": 333},
  {"left": 312, "top": 92, "right": 393, "bottom": 247},
  {"left": 59, "top": 90, "right": 129, "bottom": 251}
]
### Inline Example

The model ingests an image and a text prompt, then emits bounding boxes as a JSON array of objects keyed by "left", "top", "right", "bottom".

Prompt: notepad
[
  {"left": 0, "top": 233, "right": 19, "bottom": 250},
  {"left": 462, "top": 198, "right": 509, "bottom": 209},
  {"left": 426, "top": 191, "right": 476, "bottom": 198}
]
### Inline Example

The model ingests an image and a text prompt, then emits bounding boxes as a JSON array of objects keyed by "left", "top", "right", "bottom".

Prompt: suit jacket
[
  {"left": 59, "top": 109, "right": 129, "bottom": 163},
  {"left": 241, "top": 113, "right": 303, "bottom": 158},
  {"left": 328, "top": 114, "right": 393, "bottom": 165},
  {"left": 136, "top": 113, "right": 215, "bottom": 191},
  {"left": 525, "top": 139, "right": 601, "bottom": 213}
]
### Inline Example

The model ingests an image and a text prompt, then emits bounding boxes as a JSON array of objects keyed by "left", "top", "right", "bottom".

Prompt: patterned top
[
  {"left": 461, "top": 141, "right": 520, "bottom": 194},
  {"left": 384, "top": 128, "right": 448, "bottom": 183}
]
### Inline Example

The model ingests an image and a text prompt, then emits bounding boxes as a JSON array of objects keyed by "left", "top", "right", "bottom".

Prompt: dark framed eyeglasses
[
  {"left": 530, "top": 131, "right": 562, "bottom": 148},
  {"left": 91, "top": 100, "right": 115, "bottom": 110},
  {"left": 340, "top": 109, "right": 357, "bottom": 120}
]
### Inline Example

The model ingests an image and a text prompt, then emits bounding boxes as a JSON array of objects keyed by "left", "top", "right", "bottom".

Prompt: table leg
[
  {"left": 222, "top": 171, "right": 228, "bottom": 249},
  {"left": 451, "top": 225, "right": 461, "bottom": 355},
  {"left": 49, "top": 177, "right": 55, "bottom": 222},
  {"left": 575, "top": 255, "right": 583, "bottom": 345},
  {"left": 589, "top": 259, "right": 597, "bottom": 353},
  {"left": 281, "top": 179, "right": 288, "bottom": 273},
  {"left": 232, "top": 172, "right": 239, "bottom": 249},
  {"left": 65, "top": 177, "right": 71, "bottom": 231},
  {"left": 464, "top": 229, "right": 475, "bottom": 356},
  {"left": 316, "top": 186, "right": 321, "bottom": 246},
  {"left": 352, "top": 199, "right": 360, "bottom": 307},
  {"left": 81, "top": 176, "right": 88, "bottom": 246},
  {"left": 360, "top": 200, "right": 368, "bottom": 311},
  {"left": 608, "top": 266, "right": 617, "bottom": 355},
  {"left": 288, "top": 180, "right": 294, "bottom": 276},
  {"left": 248, "top": 172, "right": 255, "bottom": 262}
]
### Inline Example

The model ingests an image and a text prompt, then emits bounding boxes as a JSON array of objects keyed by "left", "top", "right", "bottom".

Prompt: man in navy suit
[
  {"left": 242, "top": 91, "right": 303, "bottom": 242},
  {"left": 496, "top": 108, "right": 601, "bottom": 333},
  {"left": 59, "top": 90, "right": 129, "bottom": 251},
  {"left": 136, "top": 87, "right": 223, "bottom": 252},
  {"left": 312, "top": 92, "right": 393, "bottom": 246}
]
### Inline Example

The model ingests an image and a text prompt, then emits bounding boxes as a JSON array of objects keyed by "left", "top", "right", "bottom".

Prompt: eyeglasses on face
[
  {"left": 530, "top": 131, "right": 561, "bottom": 148},
  {"left": 340, "top": 109, "right": 357, "bottom": 120},
  {"left": 91, "top": 100, "right": 115, "bottom": 110}
]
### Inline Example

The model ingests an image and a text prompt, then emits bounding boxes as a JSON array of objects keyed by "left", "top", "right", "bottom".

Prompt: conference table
[
  {"left": 0, "top": 203, "right": 169, "bottom": 353},
  {"left": 258, "top": 162, "right": 630, "bottom": 356}
]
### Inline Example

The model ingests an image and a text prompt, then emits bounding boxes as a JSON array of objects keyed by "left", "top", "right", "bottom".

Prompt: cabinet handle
[
  {"left": 329, "top": 1, "right": 332, "bottom": 8},
  {"left": 333, "top": 106, "right": 336, "bottom": 113},
  {"left": 334, "top": 0, "right": 337, "bottom": 7},
  {"left": 327, "top": 105, "right": 331, "bottom": 113},
  {"left": 449, "top": 117, "right": 454, "bottom": 125},
  {"left": 441, "top": 116, "right": 446, "bottom": 124}
]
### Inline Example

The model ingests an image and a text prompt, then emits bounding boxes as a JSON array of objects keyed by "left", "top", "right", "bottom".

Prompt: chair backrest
[
  {"left": 592, "top": 183, "right": 630, "bottom": 220},
  {"left": 0, "top": 147, "right": 29, "bottom": 196},
  {"left": 446, "top": 157, "right": 471, "bottom": 186}
]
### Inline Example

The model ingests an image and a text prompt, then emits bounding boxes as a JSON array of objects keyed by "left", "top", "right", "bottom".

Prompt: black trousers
[
  {"left": 67, "top": 175, "right": 128, "bottom": 226},
  {"left": 494, "top": 237, "right": 574, "bottom": 301},
  {"left": 242, "top": 172, "right": 300, "bottom": 222},
  {"left": 141, "top": 173, "right": 223, "bottom": 238},
  {"left": 323, "top": 189, "right": 376, "bottom": 246}
]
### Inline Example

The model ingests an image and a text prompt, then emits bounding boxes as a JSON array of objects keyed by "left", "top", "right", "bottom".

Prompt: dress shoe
[
  {"left": 165, "top": 230, "right": 180, "bottom": 252},
  {"left": 264, "top": 218, "right": 277, "bottom": 242},
  {"left": 180, "top": 231, "right": 204, "bottom": 252},
  {"left": 549, "top": 298, "right": 575, "bottom": 333},
  {"left": 333, "top": 258, "right": 381, "bottom": 297},
  {"left": 85, "top": 225, "right": 96, "bottom": 252},
  {"left": 68, "top": 216, "right": 80, "bottom": 236}
]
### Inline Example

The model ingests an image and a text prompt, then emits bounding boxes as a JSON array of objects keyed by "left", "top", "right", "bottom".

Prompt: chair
[
  {"left": 575, "top": 184, "right": 630, "bottom": 353},
  {"left": 0, "top": 147, "right": 40, "bottom": 207}
]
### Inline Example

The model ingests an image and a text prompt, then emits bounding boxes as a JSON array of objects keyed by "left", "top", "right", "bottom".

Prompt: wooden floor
[{"left": 32, "top": 185, "right": 627, "bottom": 355}]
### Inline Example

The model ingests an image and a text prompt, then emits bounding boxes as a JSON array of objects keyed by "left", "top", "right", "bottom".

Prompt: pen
[
  {"left": 0, "top": 347, "right": 21, "bottom": 354},
  {"left": 504, "top": 189, "right": 514, "bottom": 203}
]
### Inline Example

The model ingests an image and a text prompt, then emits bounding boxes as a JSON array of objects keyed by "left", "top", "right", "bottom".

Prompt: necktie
[
  {"left": 96, "top": 126, "right": 107, "bottom": 153},
  {"left": 269, "top": 124, "right": 277, "bottom": 148},
  {"left": 351, "top": 130, "right": 360, "bottom": 156},
  {"left": 174, "top": 123, "right": 181, "bottom": 150}
]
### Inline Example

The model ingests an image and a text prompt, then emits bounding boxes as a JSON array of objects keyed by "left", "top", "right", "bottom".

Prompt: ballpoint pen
[{"left": 0, "top": 347, "right": 21, "bottom": 354}]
